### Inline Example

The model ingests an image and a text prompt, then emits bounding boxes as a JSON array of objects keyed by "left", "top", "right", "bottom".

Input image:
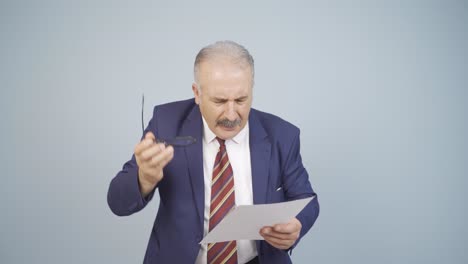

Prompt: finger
[
  {"left": 162, "top": 145, "right": 174, "bottom": 164},
  {"left": 148, "top": 145, "right": 174, "bottom": 168},
  {"left": 263, "top": 238, "right": 282, "bottom": 249},
  {"left": 273, "top": 219, "right": 301, "bottom": 234},
  {"left": 145, "top": 132, "right": 156, "bottom": 141},
  {"left": 264, "top": 234, "right": 295, "bottom": 248},
  {"left": 139, "top": 143, "right": 165, "bottom": 162},
  {"left": 263, "top": 236, "right": 294, "bottom": 250},
  {"left": 135, "top": 138, "right": 156, "bottom": 155},
  {"left": 273, "top": 223, "right": 295, "bottom": 234},
  {"left": 261, "top": 227, "right": 297, "bottom": 241},
  {"left": 135, "top": 132, "right": 157, "bottom": 155},
  {"left": 153, "top": 145, "right": 174, "bottom": 168}
]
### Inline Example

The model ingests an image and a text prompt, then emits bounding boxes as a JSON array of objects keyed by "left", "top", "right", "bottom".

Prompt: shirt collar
[{"left": 202, "top": 117, "right": 249, "bottom": 145}]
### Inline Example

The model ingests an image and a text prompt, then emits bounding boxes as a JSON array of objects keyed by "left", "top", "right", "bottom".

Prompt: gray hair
[{"left": 194, "top": 40, "right": 255, "bottom": 87}]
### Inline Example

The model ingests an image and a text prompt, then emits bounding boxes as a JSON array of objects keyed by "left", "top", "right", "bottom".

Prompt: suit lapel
[
  {"left": 249, "top": 110, "right": 271, "bottom": 205},
  {"left": 180, "top": 105, "right": 205, "bottom": 231}
]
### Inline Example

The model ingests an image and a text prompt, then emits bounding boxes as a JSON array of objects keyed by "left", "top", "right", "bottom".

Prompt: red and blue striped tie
[{"left": 207, "top": 138, "right": 238, "bottom": 264}]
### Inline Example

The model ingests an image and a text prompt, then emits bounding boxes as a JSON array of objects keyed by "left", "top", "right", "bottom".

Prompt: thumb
[{"left": 273, "top": 223, "right": 287, "bottom": 232}]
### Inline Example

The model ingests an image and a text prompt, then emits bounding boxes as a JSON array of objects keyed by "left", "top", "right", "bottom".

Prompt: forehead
[
  {"left": 198, "top": 60, "right": 253, "bottom": 96},
  {"left": 198, "top": 59, "right": 252, "bottom": 80}
]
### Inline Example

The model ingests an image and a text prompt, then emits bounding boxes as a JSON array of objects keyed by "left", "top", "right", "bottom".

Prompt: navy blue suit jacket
[{"left": 107, "top": 99, "right": 319, "bottom": 263}]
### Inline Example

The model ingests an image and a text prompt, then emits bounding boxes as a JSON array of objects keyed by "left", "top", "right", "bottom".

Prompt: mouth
[{"left": 219, "top": 126, "right": 237, "bottom": 131}]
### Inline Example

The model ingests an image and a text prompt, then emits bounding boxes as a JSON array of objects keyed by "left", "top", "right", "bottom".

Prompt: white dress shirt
[{"left": 195, "top": 117, "right": 258, "bottom": 264}]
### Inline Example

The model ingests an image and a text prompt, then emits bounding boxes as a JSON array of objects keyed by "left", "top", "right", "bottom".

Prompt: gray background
[{"left": 1, "top": 0, "right": 467, "bottom": 263}]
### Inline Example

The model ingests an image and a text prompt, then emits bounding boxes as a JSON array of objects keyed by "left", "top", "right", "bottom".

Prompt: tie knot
[{"left": 216, "top": 137, "right": 226, "bottom": 147}]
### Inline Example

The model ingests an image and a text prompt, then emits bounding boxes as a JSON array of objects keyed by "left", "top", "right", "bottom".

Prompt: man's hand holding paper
[
  {"left": 200, "top": 197, "right": 313, "bottom": 245},
  {"left": 260, "top": 217, "right": 302, "bottom": 250}
]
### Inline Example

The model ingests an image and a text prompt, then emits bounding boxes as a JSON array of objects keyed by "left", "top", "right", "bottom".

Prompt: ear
[{"left": 192, "top": 83, "right": 201, "bottom": 104}]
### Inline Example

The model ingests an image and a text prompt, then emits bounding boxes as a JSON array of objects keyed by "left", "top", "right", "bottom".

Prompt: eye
[
  {"left": 235, "top": 97, "right": 247, "bottom": 104},
  {"left": 213, "top": 99, "right": 227, "bottom": 104}
]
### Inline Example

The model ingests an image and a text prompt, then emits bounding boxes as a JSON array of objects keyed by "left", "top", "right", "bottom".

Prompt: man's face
[{"left": 192, "top": 59, "right": 253, "bottom": 140}]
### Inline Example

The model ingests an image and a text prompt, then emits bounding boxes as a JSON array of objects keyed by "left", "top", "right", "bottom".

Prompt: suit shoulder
[
  {"left": 153, "top": 98, "right": 196, "bottom": 119},
  {"left": 148, "top": 98, "right": 198, "bottom": 136},
  {"left": 154, "top": 98, "right": 196, "bottom": 112}
]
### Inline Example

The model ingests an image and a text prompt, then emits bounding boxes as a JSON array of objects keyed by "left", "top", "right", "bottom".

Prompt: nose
[{"left": 224, "top": 101, "right": 238, "bottom": 120}]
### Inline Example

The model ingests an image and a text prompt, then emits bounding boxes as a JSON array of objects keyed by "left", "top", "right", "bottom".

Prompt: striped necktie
[{"left": 207, "top": 137, "right": 238, "bottom": 264}]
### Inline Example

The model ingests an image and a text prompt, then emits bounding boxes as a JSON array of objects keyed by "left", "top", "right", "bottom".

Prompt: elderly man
[{"left": 107, "top": 40, "right": 319, "bottom": 264}]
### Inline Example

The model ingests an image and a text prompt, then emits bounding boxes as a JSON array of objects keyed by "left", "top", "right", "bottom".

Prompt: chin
[{"left": 216, "top": 128, "right": 240, "bottom": 140}]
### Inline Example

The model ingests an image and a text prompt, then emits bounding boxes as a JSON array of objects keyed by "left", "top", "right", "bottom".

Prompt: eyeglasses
[{"left": 141, "top": 94, "right": 197, "bottom": 146}]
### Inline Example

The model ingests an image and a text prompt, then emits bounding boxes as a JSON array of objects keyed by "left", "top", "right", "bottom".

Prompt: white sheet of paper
[{"left": 200, "top": 196, "right": 314, "bottom": 244}]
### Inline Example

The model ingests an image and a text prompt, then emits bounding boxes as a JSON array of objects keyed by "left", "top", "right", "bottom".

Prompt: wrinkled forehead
[
  {"left": 198, "top": 59, "right": 253, "bottom": 86},
  {"left": 197, "top": 54, "right": 253, "bottom": 79},
  {"left": 200, "top": 56, "right": 251, "bottom": 72}
]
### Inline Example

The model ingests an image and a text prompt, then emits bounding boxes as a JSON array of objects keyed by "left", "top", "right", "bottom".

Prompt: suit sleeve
[
  {"left": 107, "top": 108, "right": 159, "bottom": 216},
  {"left": 282, "top": 130, "right": 320, "bottom": 252}
]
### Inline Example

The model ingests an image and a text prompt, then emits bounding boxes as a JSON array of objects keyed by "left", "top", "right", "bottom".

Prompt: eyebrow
[
  {"left": 235, "top": 96, "right": 248, "bottom": 101},
  {"left": 212, "top": 96, "right": 248, "bottom": 101}
]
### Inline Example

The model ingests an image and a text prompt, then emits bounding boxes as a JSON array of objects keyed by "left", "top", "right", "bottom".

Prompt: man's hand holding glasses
[
  {"left": 134, "top": 131, "right": 174, "bottom": 198},
  {"left": 135, "top": 94, "right": 197, "bottom": 197}
]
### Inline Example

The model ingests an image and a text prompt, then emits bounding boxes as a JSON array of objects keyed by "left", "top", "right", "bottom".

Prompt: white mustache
[{"left": 217, "top": 118, "right": 241, "bottom": 128}]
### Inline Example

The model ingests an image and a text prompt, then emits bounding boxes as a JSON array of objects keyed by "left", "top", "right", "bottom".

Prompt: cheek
[
  {"left": 238, "top": 105, "right": 250, "bottom": 116},
  {"left": 204, "top": 105, "right": 224, "bottom": 120}
]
